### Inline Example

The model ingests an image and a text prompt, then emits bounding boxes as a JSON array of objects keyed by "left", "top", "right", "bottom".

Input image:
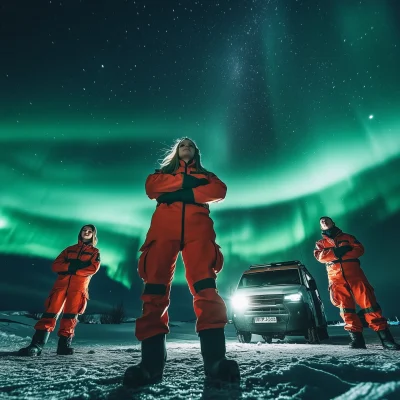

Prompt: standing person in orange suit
[
  {"left": 18, "top": 225, "right": 101, "bottom": 356},
  {"left": 123, "top": 138, "right": 240, "bottom": 388},
  {"left": 314, "top": 216, "right": 399, "bottom": 350}
]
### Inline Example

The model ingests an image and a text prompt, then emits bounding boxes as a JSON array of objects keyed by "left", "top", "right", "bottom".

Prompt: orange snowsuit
[
  {"left": 314, "top": 229, "right": 387, "bottom": 332},
  {"left": 34, "top": 241, "right": 101, "bottom": 337},
  {"left": 135, "top": 159, "right": 228, "bottom": 341}
]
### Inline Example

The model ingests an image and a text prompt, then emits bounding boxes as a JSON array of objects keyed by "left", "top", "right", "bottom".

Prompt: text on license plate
[{"left": 254, "top": 317, "right": 277, "bottom": 323}]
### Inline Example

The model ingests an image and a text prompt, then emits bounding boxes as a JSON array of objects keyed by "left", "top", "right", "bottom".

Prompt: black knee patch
[
  {"left": 193, "top": 278, "right": 216, "bottom": 294},
  {"left": 143, "top": 283, "right": 167, "bottom": 295},
  {"left": 62, "top": 313, "right": 78, "bottom": 320},
  {"left": 42, "top": 312, "right": 58, "bottom": 319},
  {"left": 361, "top": 304, "right": 381, "bottom": 314}
]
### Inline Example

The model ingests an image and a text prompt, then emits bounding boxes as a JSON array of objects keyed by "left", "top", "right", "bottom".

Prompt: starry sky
[{"left": 1, "top": 0, "right": 400, "bottom": 320}]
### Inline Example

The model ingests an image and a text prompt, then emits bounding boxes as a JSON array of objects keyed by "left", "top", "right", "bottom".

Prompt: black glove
[
  {"left": 80, "top": 260, "right": 92, "bottom": 268},
  {"left": 333, "top": 245, "right": 352, "bottom": 258},
  {"left": 67, "top": 259, "right": 91, "bottom": 274},
  {"left": 182, "top": 174, "right": 209, "bottom": 189},
  {"left": 157, "top": 189, "right": 195, "bottom": 205}
]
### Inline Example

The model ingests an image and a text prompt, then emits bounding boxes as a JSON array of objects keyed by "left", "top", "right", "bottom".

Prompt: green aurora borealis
[{"left": 1, "top": 0, "right": 400, "bottom": 317}]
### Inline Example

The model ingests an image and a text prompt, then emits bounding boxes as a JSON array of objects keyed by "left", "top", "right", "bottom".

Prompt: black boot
[
  {"left": 348, "top": 331, "right": 367, "bottom": 349},
  {"left": 18, "top": 330, "right": 50, "bottom": 356},
  {"left": 123, "top": 333, "right": 166, "bottom": 388},
  {"left": 377, "top": 329, "right": 400, "bottom": 350},
  {"left": 199, "top": 328, "right": 240, "bottom": 382},
  {"left": 57, "top": 335, "right": 74, "bottom": 355}
]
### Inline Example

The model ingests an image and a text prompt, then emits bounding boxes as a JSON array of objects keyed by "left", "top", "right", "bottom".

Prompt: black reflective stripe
[
  {"left": 370, "top": 317, "right": 386, "bottom": 324},
  {"left": 361, "top": 304, "right": 381, "bottom": 314},
  {"left": 327, "top": 258, "right": 360, "bottom": 266},
  {"left": 340, "top": 308, "right": 356, "bottom": 314},
  {"left": 42, "top": 312, "right": 58, "bottom": 319},
  {"left": 193, "top": 278, "right": 216, "bottom": 294},
  {"left": 337, "top": 240, "right": 350, "bottom": 245},
  {"left": 143, "top": 283, "right": 167, "bottom": 295},
  {"left": 156, "top": 202, "right": 209, "bottom": 210},
  {"left": 62, "top": 313, "right": 78, "bottom": 319},
  {"left": 82, "top": 251, "right": 94, "bottom": 256}
]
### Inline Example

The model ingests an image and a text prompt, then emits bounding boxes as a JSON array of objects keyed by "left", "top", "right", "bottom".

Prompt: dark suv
[{"left": 231, "top": 260, "right": 329, "bottom": 344}]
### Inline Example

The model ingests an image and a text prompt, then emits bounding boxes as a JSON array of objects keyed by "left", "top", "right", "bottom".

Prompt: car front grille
[
  {"left": 245, "top": 294, "right": 287, "bottom": 314},
  {"left": 248, "top": 294, "right": 284, "bottom": 305}
]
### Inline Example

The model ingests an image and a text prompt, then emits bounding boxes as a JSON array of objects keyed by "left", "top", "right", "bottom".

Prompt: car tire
[
  {"left": 317, "top": 326, "right": 329, "bottom": 341},
  {"left": 262, "top": 335, "right": 272, "bottom": 344},
  {"left": 307, "top": 326, "right": 320, "bottom": 344},
  {"left": 237, "top": 332, "right": 252, "bottom": 343}
]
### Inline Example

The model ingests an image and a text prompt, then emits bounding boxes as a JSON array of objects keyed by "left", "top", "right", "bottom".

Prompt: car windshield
[{"left": 238, "top": 269, "right": 301, "bottom": 287}]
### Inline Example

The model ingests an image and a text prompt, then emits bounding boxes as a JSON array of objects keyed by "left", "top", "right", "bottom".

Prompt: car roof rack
[{"left": 249, "top": 260, "right": 303, "bottom": 269}]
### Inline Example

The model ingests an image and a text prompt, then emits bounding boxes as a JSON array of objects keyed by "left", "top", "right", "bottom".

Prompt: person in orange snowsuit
[
  {"left": 123, "top": 138, "right": 240, "bottom": 388},
  {"left": 314, "top": 217, "right": 399, "bottom": 350},
  {"left": 18, "top": 224, "right": 101, "bottom": 356}
]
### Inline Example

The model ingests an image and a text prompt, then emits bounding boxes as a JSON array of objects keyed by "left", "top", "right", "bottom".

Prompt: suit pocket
[
  {"left": 328, "top": 283, "right": 340, "bottom": 307},
  {"left": 44, "top": 290, "right": 56, "bottom": 310},
  {"left": 212, "top": 242, "right": 224, "bottom": 273},
  {"left": 138, "top": 241, "right": 154, "bottom": 280},
  {"left": 78, "top": 292, "right": 88, "bottom": 314}
]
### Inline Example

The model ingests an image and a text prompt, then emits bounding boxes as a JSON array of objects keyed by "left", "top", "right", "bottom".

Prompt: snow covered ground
[{"left": 1, "top": 313, "right": 400, "bottom": 400}]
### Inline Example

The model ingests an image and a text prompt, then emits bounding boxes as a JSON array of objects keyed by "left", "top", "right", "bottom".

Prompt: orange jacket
[
  {"left": 52, "top": 241, "right": 101, "bottom": 292},
  {"left": 314, "top": 229, "right": 364, "bottom": 281},
  {"left": 145, "top": 160, "right": 227, "bottom": 204},
  {"left": 141, "top": 159, "right": 226, "bottom": 247}
]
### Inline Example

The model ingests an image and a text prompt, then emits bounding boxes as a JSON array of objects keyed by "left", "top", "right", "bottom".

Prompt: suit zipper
[
  {"left": 334, "top": 238, "right": 352, "bottom": 293},
  {"left": 66, "top": 244, "right": 84, "bottom": 294},
  {"left": 180, "top": 164, "right": 187, "bottom": 250}
]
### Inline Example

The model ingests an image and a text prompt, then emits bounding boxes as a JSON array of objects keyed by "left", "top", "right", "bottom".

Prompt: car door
[{"left": 303, "top": 268, "right": 326, "bottom": 327}]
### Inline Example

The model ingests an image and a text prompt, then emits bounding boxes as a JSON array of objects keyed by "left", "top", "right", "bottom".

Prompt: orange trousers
[
  {"left": 35, "top": 278, "right": 88, "bottom": 338},
  {"left": 135, "top": 239, "right": 227, "bottom": 341},
  {"left": 329, "top": 268, "right": 387, "bottom": 332}
]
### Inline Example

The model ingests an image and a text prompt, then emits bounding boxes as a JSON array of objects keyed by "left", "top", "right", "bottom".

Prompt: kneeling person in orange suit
[
  {"left": 123, "top": 138, "right": 240, "bottom": 388},
  {"left": 18, "top": 225, "right": 101, "bottom": 356},
  {"left": 314, "top": 217, "right": 399, "bottom": 350}
]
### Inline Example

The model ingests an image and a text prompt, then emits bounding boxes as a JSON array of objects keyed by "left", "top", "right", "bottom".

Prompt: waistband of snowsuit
[
  {"left": 326, "top": 258, "right": 360, "bottom": 267},
  {"left": 156, "top": 201, "right": 210, "bottom": 210}
]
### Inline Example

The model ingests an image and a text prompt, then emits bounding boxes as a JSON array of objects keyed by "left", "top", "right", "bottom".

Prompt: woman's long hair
[
  {"left": 78, "top": 224, "right": 98, "bottom": 246},
  {"left": 159, "top": 137, "right": 209, "bottom": 174}
]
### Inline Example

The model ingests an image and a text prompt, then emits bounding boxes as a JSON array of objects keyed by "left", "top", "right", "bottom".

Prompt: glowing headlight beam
[
  {"left": 231, "top": 294, "right": 250, "bottom": 311},
  {"left": 284, "top": 293, "right": 302, "bottom": 302}
]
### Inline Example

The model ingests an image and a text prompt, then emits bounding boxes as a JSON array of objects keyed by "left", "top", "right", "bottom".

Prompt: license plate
[{"left": 254, "top": 317, "right": 277, "bottom": 323}]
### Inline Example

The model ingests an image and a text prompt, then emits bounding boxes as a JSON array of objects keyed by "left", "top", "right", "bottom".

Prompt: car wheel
[
  {"left": 307, "top": 326, "right": 320, "bottom": 344},
  {"left": 317, "top": 326, "right": 329, "bottom": 341},
  {"left": 262, "top": 335, "right": 272, "bottom": 344},
  {"left": 237, "top": 332, "right": 252, "bottom": 343}
]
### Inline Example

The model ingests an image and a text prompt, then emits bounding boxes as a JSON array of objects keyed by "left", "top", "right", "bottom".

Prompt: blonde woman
[{"left": 124, "top": 138, "right": 240, "bottom": 387}]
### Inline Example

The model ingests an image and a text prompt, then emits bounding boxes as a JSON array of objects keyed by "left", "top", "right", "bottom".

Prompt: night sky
[{"left": 1, "top": 0, "right": 399, "bottom": 321}]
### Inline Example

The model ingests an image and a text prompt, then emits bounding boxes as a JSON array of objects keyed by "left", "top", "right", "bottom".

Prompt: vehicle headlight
[
  {"left": 284, "top": 293, "right": 302, "bottom": 302},
  {"left": 231, "top": 294, "right": 249, "bottom": 311}
]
